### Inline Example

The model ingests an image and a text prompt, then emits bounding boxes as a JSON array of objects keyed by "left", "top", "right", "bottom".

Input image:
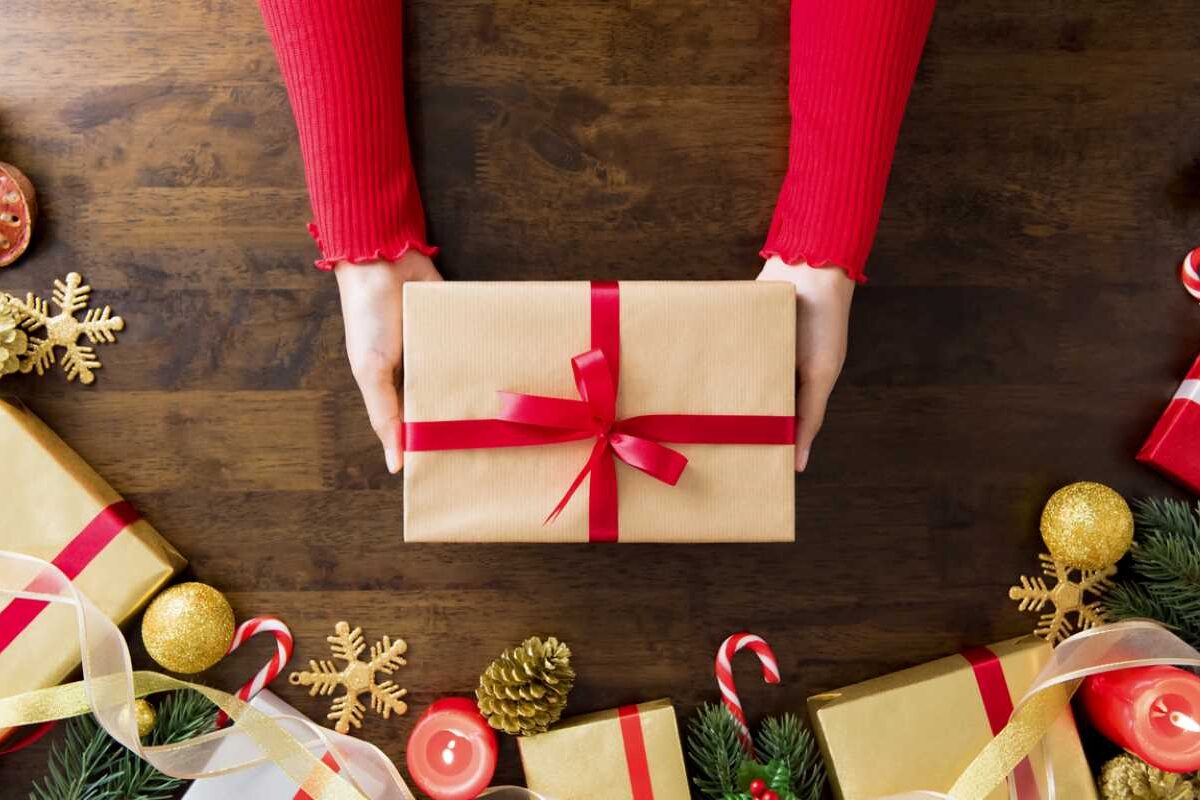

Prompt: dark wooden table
[{"left": 3, "top": 1, "right": 1198, "bottom": 796}]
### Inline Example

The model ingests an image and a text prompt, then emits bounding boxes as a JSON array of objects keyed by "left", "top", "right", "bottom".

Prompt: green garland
[
  {"left": 1106, "top": 498, "right": 1200, "bottom": 648},
  {"left": 687, "top": 703, "right": 826, "bottom": 800},
  {"left": 29, "top": 690, "right": 216, "bottom": 800}
]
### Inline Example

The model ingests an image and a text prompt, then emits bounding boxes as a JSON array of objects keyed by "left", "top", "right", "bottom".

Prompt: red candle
[
  {"left": 1079, "top": 665, "right": 1200, "bottom": 772},
  {"left": 405, "top": 698, "right": 498, "bottom": 800}
]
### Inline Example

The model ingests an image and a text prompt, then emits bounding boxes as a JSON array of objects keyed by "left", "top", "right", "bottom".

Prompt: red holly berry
[
  {"left": 761, "top": 791, "right": 780, "bottom": 800},
  {"left": 748, "top": 778, "right": 767, "bottom": 798}
]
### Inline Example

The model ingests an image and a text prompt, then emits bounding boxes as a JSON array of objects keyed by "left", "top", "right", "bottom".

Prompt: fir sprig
[
  {"left": 1106, "top": 498, "right": 1200, "bottom": 648},
  {"left": 687, "top": 704, "right": 826, "bottom": 800},
  {"left": 29, "top": 690, "right": 216, "bottom": 800}
]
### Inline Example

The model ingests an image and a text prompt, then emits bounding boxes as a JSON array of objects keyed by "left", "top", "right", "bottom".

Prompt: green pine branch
[
  {"left": 29, "top": 691, "right": 216, "bottom": 800},
  {"left": 1106, "top": 498, "right": 1200, "bottom": 648},
  {"left": 755, "top": 713, "right": 826, "bottom": 800},
  {"left": 688, "top": 704, "right": 745, "bottom": 800}
]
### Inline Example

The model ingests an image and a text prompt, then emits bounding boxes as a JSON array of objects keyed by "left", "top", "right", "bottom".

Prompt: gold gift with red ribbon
[
  {"left": 0, "top": 398, "right": 185, "bottom": 742},
  {"left": 807, "top": 636, "right": 1097, "bottom": 800},
  {"left": 402, "top": 281, "right": 796, "bottom": 542},
  {"left": 517, "top": 699, "right": 690, "bottom": 800}
]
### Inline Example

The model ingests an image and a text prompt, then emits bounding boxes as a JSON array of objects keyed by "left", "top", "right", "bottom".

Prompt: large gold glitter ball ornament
[
  {"left": 1041, "top": 481, "right": 1134, "bottom": 570},
  {"left": 134, "top": 699, "right": 157, "bottom": 738},
  {"left": 141, "top": 582, "right": 235, "bottom": 674}
]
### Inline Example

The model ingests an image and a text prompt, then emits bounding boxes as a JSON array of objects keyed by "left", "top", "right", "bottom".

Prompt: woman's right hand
[{"left": 334, "top": 251, "right": 443, "bottom": 474}]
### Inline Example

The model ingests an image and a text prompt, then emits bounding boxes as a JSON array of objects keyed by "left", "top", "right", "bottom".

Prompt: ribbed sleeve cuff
[
  {"left": 259, "top": 0, "right": 435, "bottom": 270},
  {"left": 763, "top": 0, "right": 936, "bottom": 281}
]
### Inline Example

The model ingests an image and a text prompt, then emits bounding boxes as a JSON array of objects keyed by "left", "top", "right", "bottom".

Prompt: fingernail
[
  {"left": 796, "top": 448, "right": 810, "bottom": 472},
  {"left": 385, "top": 447, "right": 400, "bottom": 474}
]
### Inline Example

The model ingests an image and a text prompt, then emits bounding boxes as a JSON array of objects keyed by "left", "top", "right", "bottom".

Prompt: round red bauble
[
  {"left": 761, "top": 790, "right": 780, "bottom": 800},
  {"left": 748, "top": 778, "right": 767, "bottom": 797}
]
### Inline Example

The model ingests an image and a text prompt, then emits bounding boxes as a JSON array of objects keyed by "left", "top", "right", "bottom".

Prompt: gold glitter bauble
[
  {"left": 1040, "top": 481, "right": 1134, "bottom": 569},
  {"left": 134, "top": 699, "right": 157, "bottom": 738},
  {"left": 141, "top": 582, "right": 235, "bottom": 674}
]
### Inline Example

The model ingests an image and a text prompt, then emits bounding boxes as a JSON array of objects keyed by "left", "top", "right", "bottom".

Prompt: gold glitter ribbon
[
  {"left": 881, "top": 619, "right": 1200, "bottom": 800},
  {"left": 0, "top": 551, "right": 415, "bottom": 800}
]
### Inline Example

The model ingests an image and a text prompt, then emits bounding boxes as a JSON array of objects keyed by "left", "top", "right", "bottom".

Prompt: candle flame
[{"left": 1170, "top": 711, "right": 1200, "bottom": 733}]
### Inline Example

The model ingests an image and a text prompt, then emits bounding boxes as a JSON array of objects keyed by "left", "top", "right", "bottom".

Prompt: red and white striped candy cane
[
  {"left": 215, "top": 616, "right": 294, "bottom": 727},
  {"left": 1182, "top": 247, "right": 1200, "bottom": 301},
  {"left": 715, "top": 632, "right": 781, "bottom": 753}
]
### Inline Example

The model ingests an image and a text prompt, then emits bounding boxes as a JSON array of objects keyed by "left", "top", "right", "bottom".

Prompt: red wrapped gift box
[{"left": 1138, "top": 355, "right": 1200, "bottom": 494}]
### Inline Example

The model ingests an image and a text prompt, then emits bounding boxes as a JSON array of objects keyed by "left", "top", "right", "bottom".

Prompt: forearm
[
  {"left": 259, "top": 0, "right": 435, "bottom": 269},
  {"left": 763, "top": 0, "right": 936, "bottom": 281}
]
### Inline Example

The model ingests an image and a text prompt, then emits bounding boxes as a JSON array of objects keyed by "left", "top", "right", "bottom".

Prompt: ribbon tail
[
  {"left": 609, "top": 433, "right": 688, "bottom": 485},
  {"left": 545, "top": 437, "right": 609, "bottom": 524}
]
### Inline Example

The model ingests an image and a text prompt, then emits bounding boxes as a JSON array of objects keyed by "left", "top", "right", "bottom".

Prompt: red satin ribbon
[
  {"left": 403, "top": 281, "right": 795, "bottom": 542},
  {"left": 617, "top": 705, "right": 655, "bottom": 800},
  {"left": 0, "top": 500, "right": 141, "bottom": 656},
  {"left": 962, "top": 647, "right": 1041, "bottom": 800}
]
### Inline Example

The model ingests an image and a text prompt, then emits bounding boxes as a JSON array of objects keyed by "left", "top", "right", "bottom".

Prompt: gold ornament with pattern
[
  {"left": 476, "top": 635, "right": 574, "bottom": 736},
  {"left": 0, "top": 296, "right": 27, "bottom": 378},
  {"left": 134, "top": 698, "right": 157, "bottom": 738},
  {"left": 1099, "top": 753, "right": 1200, "bottom": 800},
  {"left": 141, "top": 582, "right": 236, "bottom": 674},
  {"left": 1041, "top": 481, "right": 1134, "bottom": 569},
  {"left": 1009, "top": 553, "right": 1116, "bottom": 644},
  {"left": 3, "top": 272, "right": 124, "bottom": 383},
  {"left": 289, "top": 621, "right": 408, "bottom": 734}
]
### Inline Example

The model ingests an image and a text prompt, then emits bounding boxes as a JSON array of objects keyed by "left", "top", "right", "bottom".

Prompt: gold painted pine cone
[
  {"left": 1099, "top": 753, "right": 1200, "bottom": 800},
  {"left": 476, "top": 636, "right": 574, "bottom": 736},
  {"left": 0, "top": 298, "right": 27, "bottom": 377}
]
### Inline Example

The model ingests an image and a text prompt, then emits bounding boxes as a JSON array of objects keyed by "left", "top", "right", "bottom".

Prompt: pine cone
[
  {"left": 0, "top": 297, "right": 27, "bottom": 377},
  {"left": 476, "top": 635, "right": 575, "bottom": 736},
  {"left": 1100, "top": 753, "right": 1199, "bottom": 800}
]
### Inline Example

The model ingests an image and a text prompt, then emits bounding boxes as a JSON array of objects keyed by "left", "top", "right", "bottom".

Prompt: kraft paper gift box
[
  {"left": 0, "top": 398, "right": 184, "bottom": 741},
  {"left": 402, "top": 281, "right": 796, "bottom": 543},
  {"left": 1137, "top": 354, "right": 1200, "bottom": 494},
  {"left": 807, "top": 636, "right": 1097, "bottom": 800},
  {"left": 517, "top": 699, "right": 690, "bottom": 800}
]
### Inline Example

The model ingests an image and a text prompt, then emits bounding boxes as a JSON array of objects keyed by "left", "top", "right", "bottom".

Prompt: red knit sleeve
[
  {"left": 258, "top": 0, "right": 436, "bottom": 270},
  {"left": 762, "top": 0, "right": 936, "bottom": 282}
]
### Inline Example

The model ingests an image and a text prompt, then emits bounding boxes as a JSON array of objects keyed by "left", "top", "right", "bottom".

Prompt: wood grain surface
[{"left": 3, "top": 1, "right": 1199, "bottom": 796}]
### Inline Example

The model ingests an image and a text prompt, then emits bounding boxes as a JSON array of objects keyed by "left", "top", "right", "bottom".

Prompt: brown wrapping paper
[
  {"left": 517, "top": 699, "right": 690, "bottom": 800},
  {"left": 403, "top": 281, "right": 795, "bottom": 542},
  {"left": 807, "top": 636, "right": 1098, "bottom": 800},
  {"left": 0, "top": 398, "right": 184, "bottom": 738}
]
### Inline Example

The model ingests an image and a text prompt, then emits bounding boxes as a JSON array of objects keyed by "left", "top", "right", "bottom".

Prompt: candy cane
[
  {"left": 215, "top": 616, "right": 294, "bottom": 727},
  {"left": 1182, "top": 247, "right": 1200, "bottom": 301},
  {"left": 715, "top": 632, "right": 780, "bottom": 753}
]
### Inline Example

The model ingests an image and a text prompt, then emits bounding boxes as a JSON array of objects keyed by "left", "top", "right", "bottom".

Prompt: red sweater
[{"left": 259, "top": 0, "right": 935, "bottom": 282}]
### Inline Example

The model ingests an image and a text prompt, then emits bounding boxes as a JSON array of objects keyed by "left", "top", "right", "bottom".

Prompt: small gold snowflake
[
  {"left": 1009, "top": 553, "right": 1117, "bottom": 644},
  {"left": 4, "top": 272, "right": 124, "bottom": 384},
  {"left": 288, "top": 621, "right": 408, "bottom": 734}
]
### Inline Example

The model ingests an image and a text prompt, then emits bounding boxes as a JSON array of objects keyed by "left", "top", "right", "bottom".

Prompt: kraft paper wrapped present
[
  {"left": 807, "top": 636, "right": 1097, "bottom": 800},
  {"left": 0, "top": 398, "right": 184, "bottom": 741},
  {"left": 402, "top": 281, "right": 796, "bottom": 542},
  {"left": 1137, "top": 354, "right": 1200, "bottom": 494},
  {"left": 517, "top": 699, "right": 690, "bottom": 800}
]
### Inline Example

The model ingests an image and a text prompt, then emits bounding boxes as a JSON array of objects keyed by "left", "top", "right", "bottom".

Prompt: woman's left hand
[{"left": 757, "top": 257, "right": 856, "bottom": 472}]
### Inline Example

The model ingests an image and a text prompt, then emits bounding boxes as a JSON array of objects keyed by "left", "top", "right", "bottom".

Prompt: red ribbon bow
[{"left": 404, "top": 281, "right": 795, "bottom": 542}]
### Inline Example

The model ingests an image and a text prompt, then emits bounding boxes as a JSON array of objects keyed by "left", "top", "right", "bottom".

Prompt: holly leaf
[{"left": 736, "top": 758, "right": 794, "bottom": 794}]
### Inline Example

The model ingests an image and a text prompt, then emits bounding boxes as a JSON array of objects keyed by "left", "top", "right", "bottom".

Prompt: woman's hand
[
  {"left": 757, "top": 257, "right": 856, "bottom": 472},
  {"left": 334, "top": 252, "right": 443, "bottom": 474}
]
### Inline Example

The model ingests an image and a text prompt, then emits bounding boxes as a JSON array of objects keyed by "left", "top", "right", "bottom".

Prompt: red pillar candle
[
  {"left": 405, "top": 698, "right": 498, "bottom": 800},
  {"left": 1079, "top": 666, "right": 1200, "bottom": 772}
]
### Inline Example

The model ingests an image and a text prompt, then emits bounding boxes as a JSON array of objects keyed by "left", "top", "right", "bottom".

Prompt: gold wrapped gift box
[
  {"left": 0, "top": 398, "right": 184, "bottom": 739},
  {"left": 403, "top": 281, "right": 796, "bottom": 542},
  {"left": 517, "top": 699, "right": 691, "bottom": 800},
  {"left": 808, "top": 635, "right": 1098, "bottom": 800}
]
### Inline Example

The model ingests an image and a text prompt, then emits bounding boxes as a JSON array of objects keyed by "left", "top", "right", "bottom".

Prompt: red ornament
[
  {"left": 748, "top": 778, "right": 767, "bottom": 797},
  {"left": 761, "top": 790, "right": 780, "bottom": 800},
  {"left": 405, "top": 698, "right": 498, "bottom": 800},
  {"left": 0, "top": 163, "right": 35, "bottom": 268}
]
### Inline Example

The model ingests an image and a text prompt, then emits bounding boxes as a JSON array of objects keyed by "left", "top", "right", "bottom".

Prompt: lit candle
[
  {"left": 1079, "top": 665, "right": 1200, "bottom": 772},
  {"left": 405, "top": 698, "right": 498, "bottom": 800}
]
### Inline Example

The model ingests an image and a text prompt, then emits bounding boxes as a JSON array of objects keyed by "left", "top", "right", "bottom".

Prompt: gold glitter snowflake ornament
[
  {"left": 1009, "top": 553, "right": 1116, "bottom": 644},
  {"left": 289, "top": 621, "right": 409, "bottom": 734},
  {"left": 6, "top": 272, "right": 124, "bottom": 383}
]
